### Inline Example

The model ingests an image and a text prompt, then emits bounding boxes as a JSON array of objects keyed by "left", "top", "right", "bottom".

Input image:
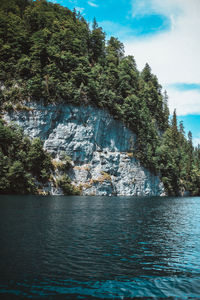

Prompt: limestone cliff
[{"left": 3, "top": 101, "right": 165, "bottom": 196}]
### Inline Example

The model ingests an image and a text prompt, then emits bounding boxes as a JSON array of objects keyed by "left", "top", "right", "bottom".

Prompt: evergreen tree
[{"left": 89, "top": 18, "right": 105, "bottom": 64}]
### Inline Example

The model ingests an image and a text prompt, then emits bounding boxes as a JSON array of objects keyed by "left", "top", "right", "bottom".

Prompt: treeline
[
  {"left": 157, "top": 111, "right": 200, "bottom": 195},
  {"left": 0, "top": 0, "right": 200, "bottom": 195}
]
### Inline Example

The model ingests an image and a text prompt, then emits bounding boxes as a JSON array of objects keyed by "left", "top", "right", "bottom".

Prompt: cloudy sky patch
[
  {"left": 124, "top": 0, "right": 200, "bottom": 117},
  {"left": 88, "top": 1, "right": 98, "bottom": 8},
  {"left": 169, "top": 83, "right": 200, "bottom": 92}
]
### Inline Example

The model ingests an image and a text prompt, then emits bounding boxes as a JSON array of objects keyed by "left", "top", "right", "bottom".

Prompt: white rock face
[{"left": 3, "top": 101, "right": 164, "bottom": 196}]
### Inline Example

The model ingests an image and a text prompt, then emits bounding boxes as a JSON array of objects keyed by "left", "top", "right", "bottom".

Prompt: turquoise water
[{"left": 0, "top": 195, "right": 200, "bottom": 299}]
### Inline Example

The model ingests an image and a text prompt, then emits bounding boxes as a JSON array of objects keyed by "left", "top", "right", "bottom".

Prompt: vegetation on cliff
[
  {"left": 0, "top": 119, "right": 79, "bottom": 194},
  {"left": 0, "top": 0, "right": 200, "bottom": 195},
  {"left": 0, "top": 118, "right": 51, "bottom": 193}
]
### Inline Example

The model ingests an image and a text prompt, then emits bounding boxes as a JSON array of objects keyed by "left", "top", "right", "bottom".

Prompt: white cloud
[
  {"left": 193, "top": 137, "right": 200, "bottom": 147},
  {"left": 75, "top": 7, "right": 84, "bottom": 13},
  {"left": 124, "top": 0, "right": 200, "bottom": 115},
  {"left": 98, "top": 21, "right": 134, "bottom": 40},
  {"left": 88, "top": 1, "right": 99, "bottom": 7},
  {"left": 131, "top": 0, "right": 153, "bottom": 17},
  {"left": 167, "top": 88, "right": 200, "bottom": 115}
]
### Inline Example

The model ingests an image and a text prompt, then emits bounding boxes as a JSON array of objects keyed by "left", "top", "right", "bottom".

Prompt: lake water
[{"left": 0, "top": 195, "right": 200, "bottom": 299}]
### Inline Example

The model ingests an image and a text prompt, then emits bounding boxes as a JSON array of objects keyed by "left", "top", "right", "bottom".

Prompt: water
[{"left": 0, "top": 195, "right": 200, "bottom": 299}]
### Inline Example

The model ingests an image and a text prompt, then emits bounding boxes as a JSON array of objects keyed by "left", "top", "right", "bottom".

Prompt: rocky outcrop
[{"left": 3, "top": 101, "right": 165, "bottom": 196}]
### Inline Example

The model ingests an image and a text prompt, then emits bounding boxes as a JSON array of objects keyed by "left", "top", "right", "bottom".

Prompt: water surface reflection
[{"left": 0, "top": 195, "right": 200, "bottom": 298}]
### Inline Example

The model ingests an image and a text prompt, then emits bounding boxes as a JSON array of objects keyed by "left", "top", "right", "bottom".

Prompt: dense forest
[{"left": 0, "top": 0, "right": 200, "bottom": 195}]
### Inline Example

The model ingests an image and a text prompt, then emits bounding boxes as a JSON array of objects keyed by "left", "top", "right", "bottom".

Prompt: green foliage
[
  {"left": 89, "top": 18, "right": 105, "bottom": 64},
  {"left": 156, "top": 111, "right": 200, "bottom": 196},
  {"left": 0, "top": 0, "right": 200, "bottom": 196},
  {"left": 0, "top": 119, "right": 81, "bottom": 194},
  {"left": 27, "top": 137, "right": 52, "bottom": 182},
  {"left": 56, "top": 174, "right": 80, "bottom": 195},
  {"left": 0, "top": 119, "right": 51, "bottom": 194}
]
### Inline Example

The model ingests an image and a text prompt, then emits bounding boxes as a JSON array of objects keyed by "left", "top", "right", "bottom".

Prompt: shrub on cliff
[{"left": 0, "top": 119, "right": 78, "bottom": 195}]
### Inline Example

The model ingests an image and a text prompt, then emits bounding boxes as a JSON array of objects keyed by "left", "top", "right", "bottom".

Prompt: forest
[{"left": 0, "top": 0, "right": 200, "bottom": 195}]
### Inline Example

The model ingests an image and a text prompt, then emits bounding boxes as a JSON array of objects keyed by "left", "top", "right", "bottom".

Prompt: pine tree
[{"left": 89, "top": 18, "right": 105, "bottom": 64}]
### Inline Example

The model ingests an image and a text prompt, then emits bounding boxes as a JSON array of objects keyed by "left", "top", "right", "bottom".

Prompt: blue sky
[
  {"left": 49, "top": 0, "right": 200, "bottom": 146},
  {"left": 170, "top": 83, "right": 200, "bottom": 92},
  {"left": 177, "top": 115, "right": 200, "bottom": 145},
  {"left": 49, "top": 0, "right": 171, "bottom": 39}
]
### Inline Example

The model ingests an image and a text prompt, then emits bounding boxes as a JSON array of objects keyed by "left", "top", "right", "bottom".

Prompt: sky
[{"left": 48, "top": 0, "right": 200, "bottom": 145}]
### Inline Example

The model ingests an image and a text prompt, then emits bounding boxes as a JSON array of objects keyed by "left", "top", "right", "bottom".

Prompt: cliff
[{"left": 3, "top": 101, "right": 164, "bottom": 196}]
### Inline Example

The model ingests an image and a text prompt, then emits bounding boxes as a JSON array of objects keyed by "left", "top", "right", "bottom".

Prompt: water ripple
[{"left": 0, "top": 195, "right": 200, "bottom": 298}]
